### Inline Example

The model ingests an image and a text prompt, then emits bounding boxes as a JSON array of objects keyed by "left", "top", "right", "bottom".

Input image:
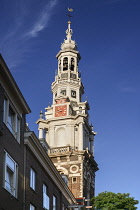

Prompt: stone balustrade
[{"left": 49, "top": 145, "right": 72, "bottom": 154}]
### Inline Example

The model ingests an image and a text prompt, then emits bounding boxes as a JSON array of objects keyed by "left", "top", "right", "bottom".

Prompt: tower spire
[
  {"left": 66, "top": 20, "right": 73, "bottom": 42},
  {"left": 60, "top": 8, "right": 77, "bottom": 51},
  {"left": 36, "top": 10, "right": 98, "bottom": 200},
  {"left": 66, "top": 8, "right": 73, "bottom": 42}
]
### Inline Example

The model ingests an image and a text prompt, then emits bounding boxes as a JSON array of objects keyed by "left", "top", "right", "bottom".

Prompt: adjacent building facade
[
  {"left": 37, "top": 21, "right": 98, "bottom": 203},
  {"left": 0, "top": 55, "right": 76, "bottom": 210},
  {"left": 0, "top": 55, "right": 31, "bottom": 210}
]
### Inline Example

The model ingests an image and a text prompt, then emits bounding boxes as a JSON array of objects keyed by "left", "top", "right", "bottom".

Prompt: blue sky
[{"left": 0, "top": 0, "right": 140, "bottom": 208}]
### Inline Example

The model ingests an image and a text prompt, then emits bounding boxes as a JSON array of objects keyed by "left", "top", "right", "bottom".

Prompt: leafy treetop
[{"left": 91, "top": 191, "right": 139, "bottom": 210}]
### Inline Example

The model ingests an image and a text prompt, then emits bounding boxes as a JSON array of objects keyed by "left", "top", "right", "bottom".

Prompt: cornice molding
[{"left": 36, "top": 113, "right": 87, "bottom": 125}]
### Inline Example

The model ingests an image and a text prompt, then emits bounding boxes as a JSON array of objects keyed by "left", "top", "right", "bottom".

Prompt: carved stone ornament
[{"left": 70, "top": 165, "right": 79, "bottom": 173}]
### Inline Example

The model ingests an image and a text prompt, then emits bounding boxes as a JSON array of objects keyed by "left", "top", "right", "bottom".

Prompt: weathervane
[{"left": 67, "top": 7, "right": 73, "bottom": 21}]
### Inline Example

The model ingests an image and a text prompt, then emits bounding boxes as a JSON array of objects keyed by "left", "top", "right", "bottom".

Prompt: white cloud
[
  {"left": 0, "top": 0, "right": 58, "bottom": 69},
  {"left": 25, "top": 0, "right": 58, "bottom": 38}
]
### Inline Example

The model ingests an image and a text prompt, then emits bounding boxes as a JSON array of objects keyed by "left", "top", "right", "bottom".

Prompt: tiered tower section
[{"left": 36, "top": 21, "right": 98, "bottom": 201}]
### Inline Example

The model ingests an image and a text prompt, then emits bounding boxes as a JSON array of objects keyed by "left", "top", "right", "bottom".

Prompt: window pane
[
  {"left": 43, "top": 184, "right": 49, "bottom": 209},
  {"left": 30, "top": 204, "right": 35, "bottom": 210},
  {"left": 5, "top": 167, "right": 14, "bottom": 193},
  {"left": 43, "top": 184, "right": 46, "bottom": 193},
  {"left": 7, "top": 107, "right": 15, "bottom": 134},
  {"left": 30, "top": 168, "right": 36, "bottom": 190},
  {"left": 6, "top": 154, "right": 15, "bottom": 171},
  {"left": 43, "top": 194, "right": 49, "bottom": 209},
  {"left": 3, "top": 98, "right": 8, "bottom": 123},
  {"left": 4, "top": 152, "right": 18, "bottom": 197},
  {"left": 3, "top": 99, "right": 21, "bottom": 142},
  {"left": 16, "top": 117, "right": 20, "bottom": 142},
  {"left": 53, "top": 195, "right": 57, "bottom": 210}
]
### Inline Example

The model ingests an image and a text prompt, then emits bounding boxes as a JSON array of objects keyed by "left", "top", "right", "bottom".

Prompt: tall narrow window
[
  {"left": 43, "top": 184, "right": 50, "bottom": 210},
  {"left": 30, "top": 168, "right": 36, "bottom": 190},
  {"left": 30, "top": 204, "right": 36, "bottom": 210},
  {"left": 59, "top": 60, "right": 61, "bottom": 71},
  {"left": 3, "top": 98, "right": 20, "bottom": 142},
  {"left": 53, "top": 195, "right": 57, "bottom": 210},
  {"left": 3, "top": 98, "right": 8, "bottom": 123},
  {"left": 16, "top": 116, "right": 20, "bottom": 143},
  {"left": 4, "top": 151, "right": 18, "bottom": 197},
  {"left": 7, "top": 106, "right": 15, "bottom": 134},
  {"left": 63, "top": 57, "right": 68, "bottom": 71},
  {"left": 70, "top": 58, "right": 74, "bottom": 71}
]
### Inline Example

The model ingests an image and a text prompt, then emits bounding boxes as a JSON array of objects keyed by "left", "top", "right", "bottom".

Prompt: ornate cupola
[
  {"left": 36, "top": 19, "right": 98, "bottom": 201},
  {"left": 51, "top": 20, "right": 84, "bottom": 107}
]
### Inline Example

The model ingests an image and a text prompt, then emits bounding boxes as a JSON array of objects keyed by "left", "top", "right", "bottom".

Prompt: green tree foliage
[{"left": 91, "top": 191, "right": 139, "bottom": 210}]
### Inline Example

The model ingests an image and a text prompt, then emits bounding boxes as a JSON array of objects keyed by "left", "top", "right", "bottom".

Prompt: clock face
[
  {"left": 55, "top": 105, "right": 67, "bottom": 117},
  {"left": 71, "top": 90, "right": 76, "bottom": 98},
  {"left": 60, "top": 89, "right": 66, "bottom": 96}
]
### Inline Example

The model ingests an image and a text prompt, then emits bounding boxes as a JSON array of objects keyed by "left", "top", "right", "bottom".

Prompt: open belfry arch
[{"left": 36, "top": 19, "right": 98, "bottom": 201}]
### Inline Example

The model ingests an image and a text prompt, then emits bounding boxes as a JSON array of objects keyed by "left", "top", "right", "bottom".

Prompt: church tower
[{"left": 37, "top": 20, "right": 98, "bottom": 201}]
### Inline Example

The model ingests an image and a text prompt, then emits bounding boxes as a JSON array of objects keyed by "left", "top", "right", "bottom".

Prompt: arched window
[
  {"left": 59, "top": 60, "right": 61, "bottom": 71},
  {"left": 63, "top": 57, "right": 68, "bottom": 71},
  {"left": 56, "top": 127, "right": 65, "bottom": 147},
  {"left": 70, "top": 58, "right": 74, "bottom": 71}
]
